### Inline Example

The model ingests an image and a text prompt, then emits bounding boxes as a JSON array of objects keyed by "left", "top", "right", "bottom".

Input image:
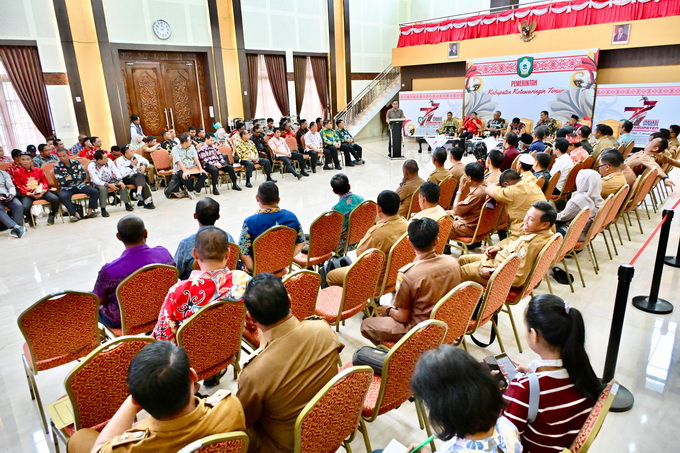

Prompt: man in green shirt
[
  {"left": 319, "top": 120, "right": 343, "bottom": 170},
  {"left": 336, "top": 119, "right": 364, "bottom": 165},
  {"left": 330, "top": 173, "right": 364, "bottom": 251},
  {"left": 439, "top": 111, "right": 459, "bottom": 136}
]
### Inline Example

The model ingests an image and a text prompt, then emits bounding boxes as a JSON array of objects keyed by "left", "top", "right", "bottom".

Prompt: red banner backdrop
[{"left": 397, "top": 0, "right": 680, "bottom": 47}]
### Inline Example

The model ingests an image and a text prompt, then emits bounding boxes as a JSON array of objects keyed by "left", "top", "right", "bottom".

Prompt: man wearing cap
[
  {"left": 518, "top": 133, "right": 533, "bottom": 153},
  {"left": 566, "top": 114, "right": 583, "bottom": 130}
]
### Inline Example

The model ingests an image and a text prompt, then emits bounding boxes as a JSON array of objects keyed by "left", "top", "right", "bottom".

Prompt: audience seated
[
  {"left": 503, "top": 295, "right": 603, "bottom": 453},
  {"left": 412, "top": 181, "right": 446, "bottom": 221},
  {"left": 33, "top": 144, "right": 58, "bottom": 168},
  {"left": 0, "top": 169, "right": 25, "bottom": 237},
  {"left": 402, "top": 345, "right": 521, "bottom": 453},
  {"left": 501, "top": 132, "right": 520, "bottom": 171},
  {"left": 237, "top": 182, "right": 304, "bottom": 272},
  {"left": 159, "top": 129, "right": 177, "bottom": 152},
  {"left": 330, "top": 173, "right": 364, "bottom": 251},
  {"left": 153, "top": 226, "right": 250, "bottom": 342},
  {"left": 555, "top": 170, "right": 603, "bottom": 241},
  {"left": 138, "top": 136, "right": 160, "bottom": 187},
  {"left": 536, "top": 110, "right": 558, "bottom": 136},
  {"left": 303, "top": 121, "right": 323, "bottom": 172},
  {"left": 533, "top": 152, "right": 551, "bottom": 187},
  {"left": 598, "top": 150, "right": 627, "bottom": 197},
  {"left": 89, "top": 150, "right": 132, "bottom": 216},
  {"left": 517, "top": 154, "right": 537, "bottom": 183},
  {"left": 459, "top": 201, "right": 556, "bottom": 287},
  {"left": 264, "top": 117, "right": 275, "bottom": 135},
  {"left": 295, "top": 119, "right": 309, "bottom": 152},
  {"left": 625, "top": 137, "right": 678, "bottom": 188},
  {"left": 13, "top": 151, "right": 61, "bottom": 226},
  {"left": 668, "top": 124, "right": 679, "bottom": 151},
  {"left": 568, "top": 134, "right": 589, "bottom": 163},
  {"left": 269, "top": 127, "right": 309, "bottom": 179},
  {"left": 485, "top": 150, "right": 504, "bottom": 185},
  {"left": 54, "top": 149, "right": 99, "bottom": 221},
  {"left": 529, "top": 128, "right": 546, "bottom": 153},
  {"left": 66, "top": 341, "right": 246, "bottom": 453},
  {"left": 578, "top": 125, "right": 594, "bottom": 154},
  {"left": 77, "top": 136, "right": 96, "bottom": 159},
  {"left": 427, "top": 147, "right": 450, "bottom": 184},
  {"left": 447, "top": 146, "right": 465, "bottom": 186},
  {"left": 326, "top": 190, "right": 407, "bottom": 287},
  {"left": 507, "top": 117, "right": 526, "bottom": 135},
  {"left": 566, "top": 114, "right": 583, "bottom": 130},
  {"left": 360, "top": 218, "right": 461, "bottom": 344},
  {"left": 171, "top": 132, "right": 208, "bottom": 199},
  {"left": 116, "top": 145, "right": 156, "bottom": 209},
  {"left": 108, "top": 145, "right": 122, "bottom": 161},
  {"left": 250, "top": 125, "right": 270, "bottom": 160},
  {"left": 197, "top": 133, "right": 242, "bottom": 194},
  {"left": 447, "top": 162, "right": 488, "bottom": 239},
  {"left": 619, "top": 121, "right": 634, "bottom": 147},
  {"left": 235, "top": 129, "right": 275, "bottom": 188},
  {"left": 319, "top": 120, "right": 344, "bottom": 169},
  {"left": 518, "top": 133, "right": 533, "bottom": 153},
  {"left": 336, "top": 119, "right": 364, "bottom": 165},
  {"left": 237, "top": 273, "right": 344, "bottom": 453},
  {"left": 592, "top": 124, "right": 619, "bottom": 163},
  {"left": 486, "top": 110, "right": 507, "bottom": 137},
  {"left": 396, "top": 159, "right": 425, "bottom": 218},
  {"left": 550, "top": 138, "right": 574, "bottom": 193},
  {"left": 0, "top": 145, "right": 11, "bottom": 162},
  {"left": 70, "top": 134, "right": 86, "bottom": 155},
  {"left": 175, "top": 197, "right": 235, "bottom": 280},
  {"left": 94, "top": 215, "right": 174, "bottom": 328}
]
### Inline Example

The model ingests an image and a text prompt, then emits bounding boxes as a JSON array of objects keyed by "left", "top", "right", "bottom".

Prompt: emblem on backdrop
[
  {"left": 518, "top": 19, "right": 537, "bottom": 42},
  {"left": 517, "top": 57, "right": 534, "bottom": 78}
]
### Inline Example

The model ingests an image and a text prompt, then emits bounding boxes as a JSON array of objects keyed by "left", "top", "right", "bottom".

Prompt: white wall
[
  {"left": 0, "top": 0, "right": 79, "bottom": 146},
  {"left": 102, "top": 0, "right": 212, "bottom": 46},
  {"left": 406, "top": 0, "right": 491, "bottom": 22}
]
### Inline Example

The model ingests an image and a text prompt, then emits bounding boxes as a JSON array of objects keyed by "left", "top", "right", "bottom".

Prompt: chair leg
[
  {"left": 643, "top": 199, "right": 651, "bottom": 219},
  {"left": 588, "top": 243, "right": 600, "bottom": 274},
  {"left": 622, "top": 214, "right": 631, "bottom": 241},
  {"left": 614, "top": 220, "right": 624, "bottom": 245},
  {"left": 546, "top": 272, "right": 553, "bottom": 294},
  {"left": 416, "top": 399, "right": 436, "bottom": 452},
  {"left": 562, "top": 259, "right": 575, "bottom": 293},
  {"left": 602, "top": 232, "right": 613, "bottom": 260},
  {"left": 414, "top": 398, "right": 425, "bottom": 430},
  {"left": 504, "top": 304, "right": 522, "bottom": 353},
  {"left": 343, "top": 440, "right": 353, "bottom": 453},
  {"left": 358, "top": 419, "right": 372, "bottom": 453},
  {"left": 491, "top": 317, "right": 505, "bottom": 353},
  {"left": 23, "top": 355, "right": 48, "bottom": 434},
  {"left": 571, "top": 251, "right": 586, "bottom": 288},
  {"left": 635, "top": 209, "right": 644, "bottom": 234},
  {"left": 460, "top": 337, "right": 468, "bottom": 351},
  {"left": 607, "top": 227, "right": 618, "bottom": 256}
]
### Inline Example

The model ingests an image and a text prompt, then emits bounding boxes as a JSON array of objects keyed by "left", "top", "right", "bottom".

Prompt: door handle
[
  {"left": 164, "top": 108, "right": 170, "bottom": 130},
  {"left": 169, "top": 108, "right": 175, "bottom": 129}
]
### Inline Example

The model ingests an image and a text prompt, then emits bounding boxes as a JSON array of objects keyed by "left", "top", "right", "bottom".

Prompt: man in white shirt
[
  {"left": 550, "top": 138, "right": 574, "bottom": 194},
  {"left": 116, "top": 145, "right": 155, "bottom": 209},
  {"left": 89, "top": 149, "right": 132, "bottom": 216},
  {"left": 303, "top": 122, "right": 323, "bottom": 173},
  {"left": 269, "top": 128, "right": 309, "bottom": 180},
  {"left": 411, "top": 181, "right": 447, "bottom": 221}
]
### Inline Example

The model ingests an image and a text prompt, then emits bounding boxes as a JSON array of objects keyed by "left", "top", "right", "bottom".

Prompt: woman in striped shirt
[{"left": 503, "top": 295, "right": 603, "bottom": 453}]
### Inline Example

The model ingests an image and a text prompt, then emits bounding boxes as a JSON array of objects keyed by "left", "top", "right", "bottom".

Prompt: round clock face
[{"left": 153, "top": 20, "right": 172, "bottom": 40}]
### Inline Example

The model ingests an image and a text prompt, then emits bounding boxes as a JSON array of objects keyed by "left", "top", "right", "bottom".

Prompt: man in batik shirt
[{"left": 536, "top": 110, "right": 558, "bottom": 136}]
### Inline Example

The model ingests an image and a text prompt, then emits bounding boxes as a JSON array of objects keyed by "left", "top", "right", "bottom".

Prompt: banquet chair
[
  {"left": 293, "top": 211, "right": 344, "bottom": 270},
  {"left": 340, "top": 200, "right": 378, "bottom": 255},
  {"left": 438, "top": 175, "right": 457, "bottom": 209},
  {"left": 562, "top": 381, "right": 619, "bottom": 453},
  {"left": 179, "top": 432, "right": 250, "bottom": 453},
  {"left": 252, "top": 225, "right": 298, "bottom": 277},
  {"left": 449, "top": 199, "right": 504, "bottom": 255},
  {"left": 372, "top": 233, "right": 415, "bottom": 309},
  {"left": 435, "top": 215, "right": 454, "bottom": 255},
  {"left": 283, "top": 270, "right": 322, "bottom": 320},
  {"left": 546, "top": 208, "right": 590, "bottom": 294}
]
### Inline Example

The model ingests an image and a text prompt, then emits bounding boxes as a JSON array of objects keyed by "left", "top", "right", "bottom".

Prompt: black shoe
[
  {"left": 322, "top": 165, "right": 333, "bottom": 170},
  {"left": 137, "top": 199, "right": 145, "bottom": 207},
  {"left": 203, "top": 368, "right": 227, "bottom": 387},
  {"left": 144, "top": 203, "right": 156, "bottom": 210},
  {"left": 245, "top": 181, "right": 253, "bottom": 188},
  {"left": 354, "top": 160, "right": 363, "bottom": 165},
  {"left": 267, "top": 178, "right": 278, "bottom": 183},
  {"left": 47, "top": 213, "right": 55, "bottom": 225},
  {"left": 26, "top": 216, "right": 35, "bottom": 228},
  {"left": 346, "top": 162, "right": 355, "bottom": 167},
  {"left": 212, "top": 188, "right": 220, "bottom": 196},
  {"left": 335, "top": 165, "right": 343, "bottom": 170},
  {"left": 301, "top": 171, "right": 310, "bottom": 177},
  {"left": 125, "top": 203, "right": 134, "bottom": 212},
  {"left": 296, "top": 174, "right": 302, "bottom": 180},
  {"left": 232, "top": 184, "right": 242, "bottom": 191},
  {"left": 101, "top": 209, "right": 110, "bottom": 218}
]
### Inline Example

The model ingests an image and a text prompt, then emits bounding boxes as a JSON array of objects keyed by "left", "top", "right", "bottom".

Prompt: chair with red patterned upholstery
[
  {"left": 465, "top": 254, "right": 520, "bottom": 353},
  {"left": 563, "top": 381, "right": 618, "bottom": 453},
  {"left": 151, "top": 148, "right": 174, "bottom": 190},
  {"left": 293, "top": 211, "right": 344, "bottom": 270},
  {"left": 438, "top": 175, "right": 457, "bottom": 210},
  {"left": 449, "top": 199, "right": 505, "bottom": 255},
  {"left": 435, "top": 215, "right": 454, "bottom": 255},
  {"left": 341, "top": 200, "right": 378, "bottom": 255},
  {"left": 18, "top": 290, "right": 103, "bottom": 435},
  {"left": 177, "top": 300, "right": 246, "bottom": 383},
  {"left": 543, "top": 171, "right": 561, "bottom": 197},
  {"left": 406, "top": 191, "right": 421, "bottom": 219},
  {"left": 550, "top": 163, "right": 582, "bottom": 203},
  {"left": 341, "top": 320, "right": 447, "bottom": 452},
  {"left": 226, "top": 242, "right": 240, "bottom": 270},
  {"left": 283, "top": 270, "right": 321, "bottom": 320},
  {"left": 372, "top": 233, "right": 415, "bottom": 310},
  {"left": 315, "top": 248, "right": 385, "bottom": 331},
  {"left": 571, "top": 194, "right": 615, "bottom": 275},
  {"left": 502, "top": 233, "right": 562, "bottom": 353},
  {"left": 293, "top": 366, "right": 373, "bottom": 453},
  {"left": 252, "top": 225, "right": 298, "bottom": 277},
  {"left": 546, "top": 208, "right": 590, "bottom": 294},
  {"left": 179, "top": 432, "right": 250, "bottom": 453},
  {"left": 108, "top": 264, "right": 178, "bottom": 337},
  {"left": 49, "top": 336, "right": 155, "bottom": 452},
  {"left": 600, "top": 184, "right": 630, "bottom": 258}
]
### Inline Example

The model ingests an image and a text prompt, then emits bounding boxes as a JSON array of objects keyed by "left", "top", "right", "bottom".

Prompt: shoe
[
  {"left": 144, "top": 203, "right": 156, "bottom": 210},
  {"left": 232, "top": 184, "right": 242, "bottom": 191},
  {"left": 267, "top": 178, "right": 278, "bottom": 183},
  {"left": 335, "top": 165, "right": 343, "bottom": 170},
  {"left": 137, "top": 199, "right": 145, "bottom": 207},
  {"left": 69, "top": 215, "right": 80, "bottom": 223},
  {"left": 9, "top": 227, "right": 19, "bottom": 238},
  {"left": 174, "top": 191, "right": 187, "bottom": 199},
  {"left": 354, "top": 160, "right": 363, "bottom": 165},
  {"left": 346, "top": 162, "right": 355, "bottom": 167},
  {"left": 26, "top": 216, "right": 35, "bottom": 228},
  {"left": 85, "top": 211, "right": 99, "bottom": 219},
  {"left": 17, "top": 226, "right": 26, "bottom": 238},
  {"left": 301, "top": 171, "right": 310, "bottom": 177},
  {"left": 322, "top": 165, "right": 333, "bottom": 170},
  {"left": 212, "top": 188, "right": 220, "bottom": 196},
  {"left": 311, "top": 167, "right": 316, "bottom": 173},
  {"left": 101, "top": 209, "right": 110, "bottom": 218},
  {"left": 135, "top": 192, "right": 143, "bottom": 201},
  {"left": 361, "top": 159, "right": 365, "bottom": 164},
  {"left": 245, "top": 182, "right": 253, "bottom": 188},
  {"left": 203, "top": 368, "right": 227, "bottom": 387},
  {"left": 187, "top": 191, "right": 196, "bottom": 200},
  {"left": 47, "top": 213, "right": 55, "bottom": 225},
  {"left": 125, "top": 203, "right": 134, "bottom": 212}
]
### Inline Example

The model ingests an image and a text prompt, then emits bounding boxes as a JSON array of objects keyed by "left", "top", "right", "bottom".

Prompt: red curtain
[
  {"left": 264, "top": 54, "right": 290, "bottom": 116},
  {"left": 246, "top": 54, "right": 259, "bottom": 118},
  {"left": 397, "top": 0, "right": 680, "bottom": 47},
  {"left": 310, "top": 57, "right": 329, "bottom": 119},
  {"left": 0, "top": 46, "right": 53, "bottom": 138},
  {"left": 293, "top": 56, "right": 308, "bottom": 116}
]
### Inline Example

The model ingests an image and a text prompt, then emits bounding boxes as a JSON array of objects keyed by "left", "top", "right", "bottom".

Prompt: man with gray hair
[{"left": 486, "top": 110, "right": 507, "bottom": 137}]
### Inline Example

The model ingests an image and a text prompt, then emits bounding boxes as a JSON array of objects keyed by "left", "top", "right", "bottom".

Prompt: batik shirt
[
  {"left": 437, "top": 416, "right": 522, "bottom": 453},
  {"left": 320, "top": 128, "right": 339, "bottom": 146},
  {"left": 197, "top": 143, "right": 227, "bottom": 168},
  {"left": 537, "top": 117, "right": 558, "bottom": 135},
  {"left": 54, "top": 159, "right": 88, "bottom": 189},
  {"left": 508, "top": 122, "right": 526, "bottom": 134},
  {"left": 238, "top": 207, "right": 305, "bottom": 257},
  {"left": 70, "top": 142, "right": 84, "bottom": 155},
  {"left": 235, "top": 139, "right": 259, "bottom": 161},
  {"left": 335, "top": 128, "right": 355, "bottom": 143},
  {"left": 152, "top": 268, "right": 251, "bottom": 342},
  {"left": 486, "top": 118, "right": 507, "bottom": 131},
  {"left": 33, "top": 154, "right": 58, "bottom": 168},
  {"left": 171, "top": 144, "right": 199, "bottom": 172},
  {"left": 439, "top": 118, "right": 459, "bottom": 134}
]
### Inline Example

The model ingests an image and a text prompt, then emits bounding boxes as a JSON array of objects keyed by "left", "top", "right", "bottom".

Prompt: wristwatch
[{"left": 386, "top": 307, "right": 393, "bottom": 317}]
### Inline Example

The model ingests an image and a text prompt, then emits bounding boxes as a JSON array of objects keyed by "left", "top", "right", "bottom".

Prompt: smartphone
[
  {"left": 484, "top": 356, "right": 508, "bottom": 391},
  {"left": 495, "top": 353, "right": 519, "bottom": 382}
]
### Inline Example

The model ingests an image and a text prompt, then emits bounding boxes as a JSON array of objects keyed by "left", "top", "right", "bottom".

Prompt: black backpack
[{"left": 472, "top": 141, "right": 488, "bottom": 161}]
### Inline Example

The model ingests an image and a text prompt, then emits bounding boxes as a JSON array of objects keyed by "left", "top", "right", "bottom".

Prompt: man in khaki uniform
[
  {"left": 361, "top": 218, "right": 461, "bottom": 344},
  {"left": 327, "top": 190, "right": 408, "bottom": 287},
  {"left": 412, "top": 181, "right": 446, "bottom": 221},
  {"left": 592, "top": 124, "right": 619, "bottom": 163},
  {"left": 237, "top": 274, "right": 343, "bottom": 453},
  {"left": 428, "top": 147, "right": 450, "bottom": 184},
  {"left": 598, "top": 149, "right": 628, "bottom": 197},
  {"left": 485, "top": 149, "right": 504, "bottom": 185},
  {"left": 517, "top": 154, "right": 538, "bottom": 184},
  {"left": 460, "top": 202, "right": 556, "bottom": 288},
  {"left": 448, "top": 146, "right": 466, "bottom": 185},
  {"left": 396, "top": 159, "right": 425, "bottom": 217},
  {"left": 67, "top": 342, "right": 246, "bottom": 453},
  {"left": 448, "top": 162, "right": 488, "bottom": 239},
  {"left": 625, "top": 137, "right": 678, "bottom": 188},
  {"left": 485, "top": 168, "right": 546, "bottom": 241}
]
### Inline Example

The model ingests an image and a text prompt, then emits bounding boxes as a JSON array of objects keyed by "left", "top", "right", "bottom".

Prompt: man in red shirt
[
  {"left": 461, "top": 111, "right": 483, "bottom": 140},
  {"left": 78, "top": 136, "right": 96, "bottom": 159},
  {"left": 11, "top": 152, "right": 61, "bottom": 226},
  {"left": 501, "top": 132, "right": 520, "bottom": 171}
]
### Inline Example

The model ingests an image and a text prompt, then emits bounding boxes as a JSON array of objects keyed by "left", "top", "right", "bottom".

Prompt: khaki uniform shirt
[
  {"left": 100, "top": 394, "right": 245, "bottom": 453},
  {"left": 396, "top": 176, "right": 425, "bottom": 218},
  {"left": 601, "top": 171, "right": 627, "bottom": 198},
  {"left": 357, "top": 214, "right": 409, "bottom": 284},
  {"left": 485, "top": 169, "right": 501, "bottom": 185},
  {"left": 453, "top": 183, "right": 487, "bottom": 230},
  {"left": 449, "top": 161, "right": 465, "bottom": 184},
  {"left": 428, "top": 167, "right": 450, "bottom": 184},
  {"left": 625, "top": 151, "right": 678, "bottom": 178},
  {"left": 237, "top": 317, "right": 343, "bottom": 453},
  {"left": 482, "top": 229, "right": 555, "bottom": 287},
  {"left": 412, "top": 205, "right": 447, "bottom": 221},
  {"left": 592, "top": 136, "right": 619, "bottom": 162},
  {"left": 621, "top": 163, "right": 637, "bottom": 186},
  {"left": 521, "top": 171, "right": 537, "bottom": 184},
  {"left": 490, "top": 180, "right": 546, "bottom": 239},
  {"left": 394, "top": 250, "right": 462, "bottom": 328}
]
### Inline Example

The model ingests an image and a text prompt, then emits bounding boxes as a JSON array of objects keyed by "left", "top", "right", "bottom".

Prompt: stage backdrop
[
  {"left": 464, "top": 49, "right": 599, "bottom": 125},
  {"left": 398, "top": 90, "right": 464, "bottom": 136},
  {"left": 593, "top": 83, "right": 680, "bottom": 144}
]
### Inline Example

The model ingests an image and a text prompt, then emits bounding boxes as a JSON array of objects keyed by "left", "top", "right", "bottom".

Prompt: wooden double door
[{"left": 121, "top": 51, "right": 211, "bottom": 137}]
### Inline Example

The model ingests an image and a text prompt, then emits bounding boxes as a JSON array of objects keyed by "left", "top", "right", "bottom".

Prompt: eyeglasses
[{"left": 597, "top": 164, "right": 608, "bottom": 168}]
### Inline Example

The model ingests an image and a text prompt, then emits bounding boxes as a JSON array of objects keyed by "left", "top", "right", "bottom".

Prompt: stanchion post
[
  {"left": 632, "top": 210, "right": 674, "bottom": 315},
  {"left": 664, "top": 217, "right": 680, "bottom": 267},
  {"left": 603, "top": 264, "right": 635, "bottom": 412}
]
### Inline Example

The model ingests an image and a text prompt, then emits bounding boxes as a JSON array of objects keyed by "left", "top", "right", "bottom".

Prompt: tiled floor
[{"left": 1, "top": 135, "right": 678, "bottom": 452}]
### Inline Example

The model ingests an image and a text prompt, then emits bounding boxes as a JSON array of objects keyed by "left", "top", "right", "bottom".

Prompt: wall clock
[{"left": 153, "top": 19, "right": 172, "bottom": 40}]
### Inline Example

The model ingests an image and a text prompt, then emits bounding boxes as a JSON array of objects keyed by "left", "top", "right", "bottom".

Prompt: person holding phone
[{"left": 502, "top": 294, "right": 603, "bottom": 453}]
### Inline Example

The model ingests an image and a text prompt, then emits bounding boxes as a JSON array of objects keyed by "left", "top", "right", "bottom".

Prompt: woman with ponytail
[{"left": 503, "top": 294, "right": 603, "bottom": 453}]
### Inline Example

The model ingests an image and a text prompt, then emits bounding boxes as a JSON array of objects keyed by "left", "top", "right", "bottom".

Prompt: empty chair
[
  {"left": 570, "top": 194, "right": 616, "bottom": 275},
  {"left": 283, "top": 270, "right": 322, "bottom": 320},
  {"left": 293, "top": 211, "right": 344, "bottom": 270},
  {"left": 151, "top": 148, "right": 174, "bottom": 190},
  {"left": 548, "top": 208, "right": 590, "bottom": 294},
  {"left": 179, "top": 432, "right": 250, "bottom": 453},
  {"left": 252, "top": 225, "right": 298, "bottom": 276}
]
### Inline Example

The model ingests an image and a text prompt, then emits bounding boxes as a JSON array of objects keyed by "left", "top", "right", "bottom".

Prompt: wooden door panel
[
  {"left": 123, "top": 62, "right": 168, "bottom": 137},
  {"left": 163, "top": 62, "right": 203, "bottom": 134}
]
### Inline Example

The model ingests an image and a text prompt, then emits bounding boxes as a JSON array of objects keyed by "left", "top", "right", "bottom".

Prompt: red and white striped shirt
[{"left": 503, "top": 368, "right": 595, "bottom": 453}]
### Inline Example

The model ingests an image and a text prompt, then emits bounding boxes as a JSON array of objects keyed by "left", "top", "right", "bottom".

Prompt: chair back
[
  {"left": 431, "top": 282, "right": 484, "bottom": 344},
  {"left": 66, "top": 336, "right": 155, "bottom": 430},
  {"left": 581, "top": 156, "right": 594, "bottom": 170},
  {"left": 560, "top": 162, "right": 583, "bottom": 196},
  {"left": 508, "top": 233, "right": 562, "bottom": 304},
  {"left": 622, "top": 141, "right": 635, "bottom": 159},
  {"left": 543, "top": 171, "right": 561, "bottom": 196},
  {"left": 464, "top": 198, "right": 504, "bottom": 243},
  {"left": 376, "top": 233, "right": 415, "bottom": 297},
  {"left": 535, "top": 177, "right": 545, "bottom": 190},
  {"left": 511, "top": 154, "right": 521, "bottom": 171},
  {"left": 285, "top": 136, "right": 298, "bottom": 151},
  {"left": 304, "top": 211, "right": 344, "bottom": 266},
  {"left": 18, "top": 291, "right": 101, "bottom": 372},
  {"left": 151, "top": 149, "right": 172, "bottom": 171},
  {"left": 601, "top": 119, "right": 623, "bottom": 139},
  {"left": 252, "top": 225, "right": 298, "bottom": 276},
  {"left": 437, "top": 175, "right": 457, "bottom": 209},
  {"left": 577, "top": 195, "right": 615, "bottom": 249},
  {"left": 220, "top": 145, "right": 237, "bottom": 165},
  {"left": 340, "top": 248, "right": 385, "bottom": 319},
  {"left": 176, "top": 301, "right": 246, "bottom": 381},
  {"left": 343, "top": 200, "right": 378, "bottom": 254},
  {"left": 367, "top": 320, "right": 447, "bottom": 420},
  {"left": 42, "top": 163, "right": 59, "bottom": 188},
  {"left": 283, "top": 270, "right": 321, "bottom": 320},
  {"left": 469, "top": 254, "right": 520, "bottom": 333},
  {"left": 179, "top": 432, "right": 250, "bottom": 453},
  {"left": 603, "top": 184, "right": 629, "bottom": 228},
  {"left": 520, "top": 118, "right": 534, "bottom": 133},
  {"left": 115, "top": 264, "right": 179, "bottom": 336},
  {"left": 555, "top": 208, "right": 590, "bottom": 263},
  {"left": 568, "top": 381, "right": 619, "bottom": 453},
  {"left": 293, "top": 366, "right": 373, "bottom": 453},
  {"left": 406, "top": 191, "right": 421, "bottom": 218},
  {"left": 625, "top": 169, "right": 657, "bottom": 213},
  {"left": 226, "top": 242, "right": 240, "bottom": 270},
  {"left": 435, "top": 215, "right": 454, "bottom": 255}
]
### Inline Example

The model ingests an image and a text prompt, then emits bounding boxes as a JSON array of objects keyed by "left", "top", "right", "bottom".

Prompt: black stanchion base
[
  {"left": 609, "top": 384, "right": 635, "bottom": 413},
  {"left": 632, "top": 296, "right": 674, "bottom": 314},
  {"left": 664, "top": 256, "right": 680, "bottom": 268}
]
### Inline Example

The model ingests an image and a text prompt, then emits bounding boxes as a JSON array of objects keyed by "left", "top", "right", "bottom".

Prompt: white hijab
[{"left": 571, "top": 169, "right": 603, "bottom": 216}]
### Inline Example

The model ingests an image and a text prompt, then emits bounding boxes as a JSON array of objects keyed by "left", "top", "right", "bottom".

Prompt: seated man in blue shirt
[
  {"left": 528, "top": 127, "right": 547, "bottom": 152},
  {"left": 238, "top": 182, "right": 305, "bottom": 273}
]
